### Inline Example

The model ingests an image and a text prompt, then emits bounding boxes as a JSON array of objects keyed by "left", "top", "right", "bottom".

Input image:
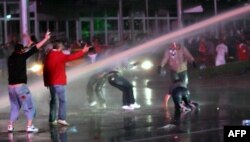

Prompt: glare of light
[
  {"left": 132, "top": 81, "right": 136, "bottom": 86},
  {"left": 129, "top": 61, "right": 136, "bottom": 65},
  {"left": 29, "top": 63, "right": 43, "bottom": 73},
  {"left": 129, "top": 61, "right": 138, "bottom": 70},
  {"left": 145, "top": 88, "right": 152, "bottom": 105},
  {"left": 144, "top": 79, "right": 150, "bottom": 86},
  {"left": 6, "top": 14, "right": 11, "bottom": 19},
  {"left": 133, "top": 88, "right": 137, "bottom": 99},
  {"left": 130, "top": 65, "right": 138, "bottom": 70},
  {"left": 147, "top": 127, "right": 152, "bottom": 132},
  {"left": 147, "top": 115, "right": 152, "bottom": 123},
  {"left": 141, "top": 60, "right": 153, "bottom": 70}
]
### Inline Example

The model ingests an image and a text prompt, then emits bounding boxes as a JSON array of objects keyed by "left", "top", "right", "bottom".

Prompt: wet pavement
[{"left": 0, "top": 65, "right": 250, "bottom": 142}]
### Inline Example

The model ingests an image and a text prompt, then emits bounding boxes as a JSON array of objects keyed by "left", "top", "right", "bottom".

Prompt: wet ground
[{"left": 0, "top": 65, "right": 250, "bottom": 142}]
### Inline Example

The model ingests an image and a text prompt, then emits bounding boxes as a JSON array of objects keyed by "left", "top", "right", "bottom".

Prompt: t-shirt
[
  {"left": 216, "top": 43, "right": 228, "bottom": 59},
  {"left": 8, "top": 45, "right": 38, "bottom": 84}
]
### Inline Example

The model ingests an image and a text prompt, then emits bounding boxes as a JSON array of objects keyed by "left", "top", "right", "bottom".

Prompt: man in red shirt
[
  {"left": 43, "top": 41, "right": 89, "bottom": 126},
  {"left": 236, "top": 42, "right": 249, "bottom": 61}
]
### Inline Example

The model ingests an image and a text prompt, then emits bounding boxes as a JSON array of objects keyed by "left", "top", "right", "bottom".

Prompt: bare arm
[
  {"left": 65, "top": 43, "right": 90, "bottom": 62},
  {"left": 81, "top": 43, "right": 90, "bottom": 53},
  {"left": 35, "top": 31, "right": 51, "bottom": 49}
]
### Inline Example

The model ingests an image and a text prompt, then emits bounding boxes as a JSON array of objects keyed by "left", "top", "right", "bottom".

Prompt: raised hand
[{"left": 82, "top": 43, "right": 90, "bottom": 53}]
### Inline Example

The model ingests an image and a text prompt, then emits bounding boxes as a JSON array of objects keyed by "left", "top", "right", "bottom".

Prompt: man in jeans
[
  {"left": 7, "top": 31, "right": 51, "bottom": 132},
  {"left": 43, "top": 41, "right": 89, "bottom": 126},
  {"left": 107, "top": 70, "right": 140, "bottom": 110}
]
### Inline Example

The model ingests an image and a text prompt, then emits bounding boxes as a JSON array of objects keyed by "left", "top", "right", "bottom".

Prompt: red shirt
[
  {"left": 43, "top": 50, "right": 85, "bottom": 86},
  {"left": 237, "top": 43, "right": 249, "bottom": 61}
]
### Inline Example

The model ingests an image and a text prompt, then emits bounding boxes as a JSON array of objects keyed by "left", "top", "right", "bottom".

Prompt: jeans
[
  {"left": 49, "top": 85, "right": 66, "bottom": 122},
  {"left": 108, "top": 73, "right": 135, "bottom": 106},
  {"left": 171, "top": 86, "right": 191, "bottom": 111},
  {"left": 8, "top": 84, "right": 36, "bottom": 121},
  {"left": 170, "top": 70, "right": 189, "bottom": 87}
]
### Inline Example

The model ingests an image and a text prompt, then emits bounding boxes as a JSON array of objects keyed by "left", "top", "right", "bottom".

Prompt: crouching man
[{"left": 170, "top": 80, "right": 198, "bottom": 112}]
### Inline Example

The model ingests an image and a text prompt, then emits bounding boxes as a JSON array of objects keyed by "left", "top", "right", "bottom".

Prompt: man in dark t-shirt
[{"left": 7, "top": 31, "right": 50, "bottom": 133}]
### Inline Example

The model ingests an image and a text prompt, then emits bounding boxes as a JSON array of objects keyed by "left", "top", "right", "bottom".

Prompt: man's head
[
  {"left": 52, "top": 41, "right": 65, "bottom": 51},
  {"left": 30, "top": 35, "right": 38, "bottom": 43},
  {"left": 14, "top": 43, "right": 26, "bottom": 53},
  {"left": 170, "top": 42, "right": 180, "bottom": 49}
]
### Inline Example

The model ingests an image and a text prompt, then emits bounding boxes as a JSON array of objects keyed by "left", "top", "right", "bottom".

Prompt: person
[
  {"left": 169, "top": 80, "right": 197, "bottom": 112},
  {"left": 86, "top": 44, "right": 106, "bottom": 108},
  {"left": 43, "top": 41, "right": 90, "bottom": 126},
  {"left": 107, "top": 69, "right": 140, "bottom": 110},
  {"left": 236, "top": 41, "right": 249, "bottom": 61},
  {"left": 87, "top": 47, "right": 98, "bottom": 63},
  {"left": 86, "top": 72, "right": 107, "bottom": 108},
  {"left": 198, "top": 37, "right": 207, "bottom": 68},
  {"left": 159, "top": 42, "right": 196, "bottom": 105},
  {"left": 7, "top": 31, "right": 51, "bottom": 133},
  {"left": 92, "top": 37, "right": 103, "bottom": 54},
  {"left": 215, "top": 39, "right": 228, "bottom": 66}
]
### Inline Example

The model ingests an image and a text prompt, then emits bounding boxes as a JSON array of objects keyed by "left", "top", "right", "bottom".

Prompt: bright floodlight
[
  {"left": 6, "top": 14, "right": 11, "bottom": 19},
  {"left": 141, "top": 60, "right": 153, "bottom": 70},
  {"left": 30, "top": 63, "right": 42, "bottom": 73}
]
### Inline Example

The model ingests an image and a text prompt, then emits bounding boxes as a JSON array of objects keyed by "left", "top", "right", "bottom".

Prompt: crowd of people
[
  {"left": 1, "top": 24, "right": 249, "bottom": 134},
  {"left": 185, "top": 27, "right": 250, "bottom": 68}
]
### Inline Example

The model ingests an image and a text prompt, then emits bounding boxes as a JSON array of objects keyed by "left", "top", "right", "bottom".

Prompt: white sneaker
[
  {"left": 26, "top": 125, "right": 39, "bottom": 133},
  {"left": 8, "top": 125, "right": 14, "bottom": 132},
  {"left": 89, "top": 101, "right": 97, "bottom": 107},
  {"left": 130, "top": 103, "right": 141, "bottom": 109},
  {"left": 58, "top": 120, "right": 70, "bottom": 126},
  {"left": 122, "top": 105, "right": 134, "bottom": 110}
]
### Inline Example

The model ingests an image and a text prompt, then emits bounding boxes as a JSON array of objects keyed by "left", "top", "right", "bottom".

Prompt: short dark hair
[
  {"left": 14, "top": 43, "right": 25, "bottom": 52},
  {"left": 52, "top": 41, "right": 66, "bottom": 50},
  {"left": 30, "top": 35, "right": 37, "bottom": 43}
]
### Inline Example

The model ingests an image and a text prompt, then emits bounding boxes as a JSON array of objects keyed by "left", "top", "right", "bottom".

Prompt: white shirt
[
  {"left": 216, "top": 43, "right": 228, "bottom": 58},
  {"left": 215, "top": 43, "right": 228, "bottom": 66}
]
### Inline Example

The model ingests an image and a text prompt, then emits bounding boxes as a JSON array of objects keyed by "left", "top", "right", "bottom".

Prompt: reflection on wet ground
[{"left": 0, "top": 72, "right": 250, "bottom": 142}]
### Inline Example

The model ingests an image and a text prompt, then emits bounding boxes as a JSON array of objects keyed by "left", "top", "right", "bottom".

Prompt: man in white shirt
[{"left": 215, "top": 40, "right": 228, "bottom": 66}]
